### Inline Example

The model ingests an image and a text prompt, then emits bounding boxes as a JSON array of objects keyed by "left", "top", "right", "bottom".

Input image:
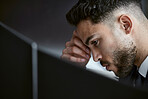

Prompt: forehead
[{"left": 76, "top": 20, "right": 110, "bottom": 43}]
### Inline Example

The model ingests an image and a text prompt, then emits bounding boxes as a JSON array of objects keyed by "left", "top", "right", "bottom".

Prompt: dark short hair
[{"left": 66, "top": 0, "right": 142, "bottom": 26}]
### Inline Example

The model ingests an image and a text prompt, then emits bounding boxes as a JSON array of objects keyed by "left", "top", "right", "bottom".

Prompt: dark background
[{"left": 0, "top": 0, "right": 148, "bottom": 57}]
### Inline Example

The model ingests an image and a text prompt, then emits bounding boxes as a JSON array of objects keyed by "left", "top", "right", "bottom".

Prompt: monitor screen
[
  {"left": 38, "top": 48, "right": 148, "bottom": 99},
  {"left": 0, "top": 22, "right": 37, "bottom": 99}
]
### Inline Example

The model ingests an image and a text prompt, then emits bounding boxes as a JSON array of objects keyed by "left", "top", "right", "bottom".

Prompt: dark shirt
[{"left": 119, "top": 65, "right": 148, "bottom": 90}]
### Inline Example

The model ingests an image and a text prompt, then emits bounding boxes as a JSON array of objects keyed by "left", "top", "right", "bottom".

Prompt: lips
[
  {"left": 102, "top": 64, "right": 109, "bottom": 67},
  {"left": 100, "top": 61, "right": 110, "bottom": 70},
  {"left": 101, "top": 63, "right": 110, "bottom": 70},
  {"left": 106, "top": 65, "right": 110, "bottom": 71}
]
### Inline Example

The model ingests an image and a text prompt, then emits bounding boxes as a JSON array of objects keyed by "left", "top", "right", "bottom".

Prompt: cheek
[
  {"left": 108, "top": 42, "right": 117, "bottom": 53},
  {"left": 100, "top": 39, "right": 117, "bottom": 63},
  {"left": 101, "top": 39, "right": 117, "bottom": 55}
]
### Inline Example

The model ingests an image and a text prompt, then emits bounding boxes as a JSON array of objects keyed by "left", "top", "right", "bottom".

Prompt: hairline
[{"left": 76, "top": 3, "right": 146, "bottom": 28}]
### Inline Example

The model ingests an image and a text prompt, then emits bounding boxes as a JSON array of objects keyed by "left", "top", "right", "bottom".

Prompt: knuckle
[
  {"left": 65, "top": 41, "right": 70, "bottom": 47},
  {"left": 63, "top": 47, "right": 70, "bottom": 54},
  {"left": 62, "top": 49, "right": 66, "bottom": 54}
]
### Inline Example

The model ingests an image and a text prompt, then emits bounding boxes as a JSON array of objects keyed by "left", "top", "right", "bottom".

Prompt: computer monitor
[
  {"left": 0, "top": 22, "right": 37, "bottom": 99},
  {"left": 38, "top": 47, "right": 148, "bottom": 99}
]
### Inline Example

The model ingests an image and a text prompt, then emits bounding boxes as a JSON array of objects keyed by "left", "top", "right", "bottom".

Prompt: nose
[{"left": 92, "top": 49, "right": 102, "bottom": 62}]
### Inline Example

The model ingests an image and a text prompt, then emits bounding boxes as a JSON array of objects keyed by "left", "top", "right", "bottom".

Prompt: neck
[{"left": 134, "top": 21, "right": 148, "bottom": 67}]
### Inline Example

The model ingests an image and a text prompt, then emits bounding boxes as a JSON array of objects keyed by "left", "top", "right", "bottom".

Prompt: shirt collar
[{"left": 138, "top": 56, "right": 148, "bottom": 78}]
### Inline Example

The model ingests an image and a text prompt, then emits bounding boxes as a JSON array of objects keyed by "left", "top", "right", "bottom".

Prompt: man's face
[{"left": 76, "top": 19, "right": 136, "bottom": 77}]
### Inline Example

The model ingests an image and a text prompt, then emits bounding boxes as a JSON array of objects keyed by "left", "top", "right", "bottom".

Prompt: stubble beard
[{"left": 112, "top": 41, "right": 137, "bottom": 78}]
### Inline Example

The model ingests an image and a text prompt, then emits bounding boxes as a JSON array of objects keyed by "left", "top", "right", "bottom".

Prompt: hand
[{"left": 61, "top": 30, "right": 91, "bottom": 66}]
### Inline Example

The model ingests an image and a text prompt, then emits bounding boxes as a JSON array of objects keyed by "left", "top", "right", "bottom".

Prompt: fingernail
[
  {"left": 86, "top": 48, "right": 90, "bottom": 54},
  {"left": 81, "top": 59, "right": 86, "bottom": 62},
  {"left": 86, "top": 54, "right": 90, "bottom": 59}
]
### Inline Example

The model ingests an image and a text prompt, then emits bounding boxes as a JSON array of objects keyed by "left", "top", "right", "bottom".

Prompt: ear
[{"left": 118, "top": 15, "right": 132, "bottom": 34}]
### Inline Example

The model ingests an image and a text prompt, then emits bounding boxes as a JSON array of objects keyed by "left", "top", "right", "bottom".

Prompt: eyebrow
[{"left": 85, "top": 34, "right": 96, "bottom": 45}]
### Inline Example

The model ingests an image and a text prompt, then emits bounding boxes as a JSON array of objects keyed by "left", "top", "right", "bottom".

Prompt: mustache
[{"left": 100, "top": 61, "right": 110, "bottom": 66}]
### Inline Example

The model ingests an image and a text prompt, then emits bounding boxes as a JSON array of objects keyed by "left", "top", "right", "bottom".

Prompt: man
[{"left": 61, "top": 0, "right": 148, "bottom": 88}]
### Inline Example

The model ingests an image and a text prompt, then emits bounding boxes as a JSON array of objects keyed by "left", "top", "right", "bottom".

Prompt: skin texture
[
  {"left": 76, "top": 17, "right": 136, "bottom": 77},
  {"left": 61, "top": 13, "right": 148, "bottom": 78},
  {"left": 62, "top": 30, "right": 91, "bottom": 66}
]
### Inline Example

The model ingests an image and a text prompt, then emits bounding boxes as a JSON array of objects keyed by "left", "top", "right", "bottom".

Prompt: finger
[
  {"left": 72, "top": 30, "right": 78, "bottom": 38},
  {"left": 65, "top": 41, "right": 73, "bottom": 47},
  {"left": 64, "top": 30, "right": 77, "bottom": 48},
  {"left": 72, "top": 30, "right": 91, "bottom": 54},
  {"left": 61, "top": 54, "right": 86, "bottom": 63},
  {"left": 65, "top": 30, "right": 78, "bottom": 47},
  {"left": 73, "top": 37, "right": 90, "bottom": 54},
  {"left": 63, "top": 46, "right": 90, "bottom": 59}
]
